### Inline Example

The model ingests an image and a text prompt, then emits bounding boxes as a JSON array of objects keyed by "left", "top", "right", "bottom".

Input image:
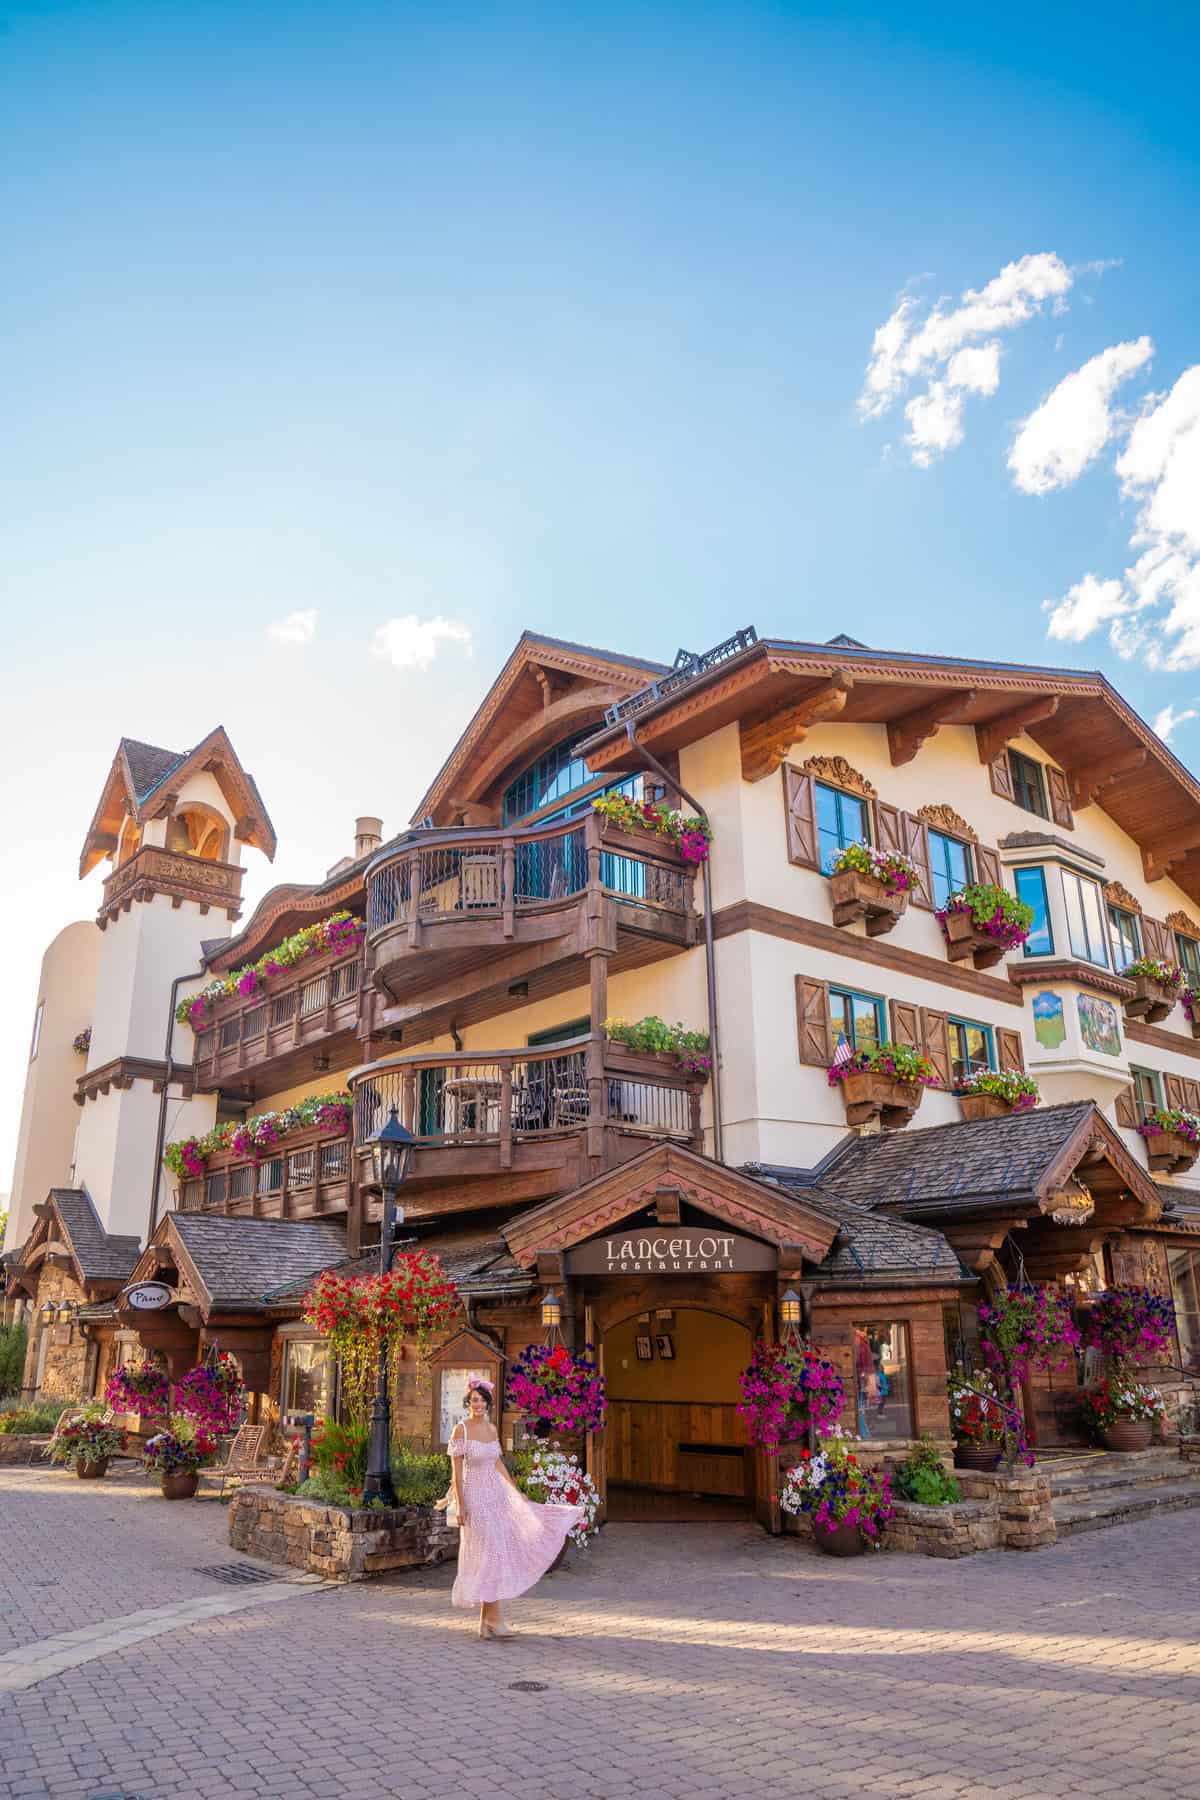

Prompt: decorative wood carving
[
  {"left": 1068, "top": 747, "right": 1147, "bottom": 810},
  {"left": 1166, "top": 909, "right": 1200, "bottom": 938},
  {"left": 1104, "top": 881, "right": 1143, "bottom": 914},
  {"left": 798, "top": 754, "right": 876, "bottom": 799},
  {"left": 975, "top": 696, "right": 1061, "bottom": 765},
  {"left": 1143, "top": 827, "right": 1200, "bottom": 882},
  {"left": 739, "top": 674, "right": 853, "bottom": 783},
  {"left": 886, "top": 689, "right": 977, "bottom": 766},
  {"left": 99, "top": 846, "right": 244, "bottom": 927},
  {"left": 915, "top": 803, "right": 978, "bottom": 843}
]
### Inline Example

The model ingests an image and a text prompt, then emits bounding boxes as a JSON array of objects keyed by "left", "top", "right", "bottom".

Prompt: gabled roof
[
  {"left": 16, "top": 1189, "right": 140, "bottom": 1289},
  {"left": 79, "top": 725, "right": 276, "bottom": 877},
  {"left": 262, "top": 1225, "right": 530, "bottom": 1305},
  {"left": 156, "top": 1214, "right": 347, "bottom": 1312},
  {"left": 750, "top": 1179, "right": 966, "bottom": 1283}
]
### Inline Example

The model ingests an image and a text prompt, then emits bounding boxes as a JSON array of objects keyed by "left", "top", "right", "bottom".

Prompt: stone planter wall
[
  {"left": 229, "top": 1486, "right": 459, "bottom": 1582},
  {"left": 779, "top": 1451, "right": 1054, "bottom": 1556},
  {"left": 884, "top": 1498, "right": 1001, "bottom": 1558},
  {"left": 0, "top": 1434, "right": 51, "bottom": 1467},
  {"left": 955, "top": 1467, "right": 1056, "bottom": 1550}
]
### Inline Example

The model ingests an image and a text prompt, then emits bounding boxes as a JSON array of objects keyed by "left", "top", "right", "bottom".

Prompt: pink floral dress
[{"left": 449, "top": 1430, "right": 583, "bottom": 1608}]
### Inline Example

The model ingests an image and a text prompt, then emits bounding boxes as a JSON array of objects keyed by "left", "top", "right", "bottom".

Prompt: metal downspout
[
  {"left": 624, "top": 722, "right": 724, "bottom": 1164},
  {"left": 148, "top": 969, "right": 203, "bottom": 1244}
]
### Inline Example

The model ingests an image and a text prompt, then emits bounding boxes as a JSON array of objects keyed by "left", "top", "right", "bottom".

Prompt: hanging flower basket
[
  {"left": 1121, "top": 958, "right": 1183, "bottom": 1025},
  {"left": 735, "top": 1341, "right": 844, "bottom": 1450},
  {"left": 1137, "top": 1107, "right": 1200, "bottom": 1174},
  {"left": 957, "top": 1069, "right": 1040, "bottom": 1121},
  {"left": 303, "top": 1254, "right": 459, "bottom": 1425},
  {"left": 828, "top": 844, "right": 916, "bottom": 938},
  {"left": 828, "top": 1043, "right": 937, "bottom": 1130},
  {"left": 978, "top": 1286, "right": 1080, "bottom": 1388},
  {"left": 174, "top": 1352, "right": 245, "bottom": 1434},
  {"left": 506, "top": 1343, "right": 607, "bottom": 1437},
  {"left": 105, "top": 1361, "right": 170, "bottom": 1419},
  {"left": 937, "top": 884, "right": 1033, "bottom": 971},
  {"left": 1082, "top": 1288, "right": 1176, "bottom": 1366},
  {"left": 72, "top": 1027, "right": 92, "bottom": 1056}
]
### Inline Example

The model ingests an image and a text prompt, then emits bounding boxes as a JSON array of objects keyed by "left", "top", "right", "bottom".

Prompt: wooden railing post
[
  {"left": 502, "top": 839, "right": 516, "bottom": 938},
  {"left": 689, "top": 1085, "right": 703, "bottom": 1150},
  {"left": 499, "top": 1061, "right": 513, "bottom": 1169},
  {"left": 408, "top": 850, "right": 423, "bottom": 948},
  {"left": 401, "top": 1071, "right": 417, "bottom": 1136},
  {"left": 586, "top": 1030, "right": 606, "bottom": 1163}
]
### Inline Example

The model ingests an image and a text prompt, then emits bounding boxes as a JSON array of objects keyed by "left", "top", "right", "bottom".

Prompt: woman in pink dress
[{"left": 449, "top": 1378, "right": 583, "bottom": 1639}]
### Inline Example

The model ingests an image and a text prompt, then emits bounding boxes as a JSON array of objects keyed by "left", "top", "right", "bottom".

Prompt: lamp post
[{"left": 362, "top": 1105, "right": 416, "bottom": 1507}]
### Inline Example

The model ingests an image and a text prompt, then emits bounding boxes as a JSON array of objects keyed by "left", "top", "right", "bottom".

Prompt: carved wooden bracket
[
  {"left": 798, "top": 753, "right": 876, "bottom": 799},
  {"left": 886, "top": 689, "right": 977, "bottom": 766},
  {"left": 232, "top": 816, "right": 258, "bottom": 843},
  {"left": 975, "top": 696, "right": 1060, "bottom": 765},
  {"left": 1103, "top": 880, "right": 1143, "bottom": 914},
  {"left": 1068, "top": 746, "right": 1147, "bottom": 810},
  {"left": 916, "top": 802, "right": 978, "bottom": 843},
  {"left": 1143, "top": 827, "right": 1200, "bottom": 882},
  {"left": 149, "top": 790, "right": 180, "bottom": 821},
  {"left": 739, "top": 673, "right": 853, "bottom": 783}
]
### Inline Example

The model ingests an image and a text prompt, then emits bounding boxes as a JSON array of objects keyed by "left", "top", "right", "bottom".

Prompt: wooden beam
[
  {"left": 1067, "top": 747, "right": 1147, "bottom": 810},
  {"left": 1144, "top": 825, "right": 1200, "bottom": 882},
  {"left": 886, "top": 689, "right": 977, "bottom": 766},
  {"left": 739, "top": 673, "right": 853, "bottom": 783},
  {"left": 975, "top": 696, "right": 1060, "bottom": 765}
]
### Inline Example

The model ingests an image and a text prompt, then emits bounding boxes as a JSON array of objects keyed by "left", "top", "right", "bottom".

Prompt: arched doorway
[{"left": 603, "top": 1306, "right": 754, "bottom": 1521}]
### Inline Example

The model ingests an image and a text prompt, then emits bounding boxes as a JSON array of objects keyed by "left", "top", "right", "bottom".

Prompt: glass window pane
[
  {"left": 1014, "top": 866, "right": 1053, "bottom": 955},
  {"left": 283, "top": 1342, "right": 330, "bottom": 1418},
  {"left": 1177, "top": 935, "right": 1200, "bottom": 985},
  {"left": 816, "top": 784, "right": 842, "bottom": 873},
  {"left": 852, "top": 1323, "right": 912, "bottom": 1440},
  {"left": 928, "top": 831, "right": 970, "bottom": 910},
  {"left": 1169, "top": 1249, "right": 1200, "bottom": 1373},
  {"left": 1081, "top": 879, "right": 1109, "bottom": 967},
  {"left": 830, "top": 992, "right": 853, "bottom": 1053},
  {"left": 1109, "top": 908, "right": 1140, "bottom": 969},
  {"left": 842, "top": 793, "right": 868, "bottom": 845},
  {"left": 852, "top": 995, "right": 881, "bottom": 1054}
]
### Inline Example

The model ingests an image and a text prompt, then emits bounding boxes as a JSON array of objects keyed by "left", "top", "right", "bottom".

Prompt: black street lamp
[{"left": 363, "top": 1106, "right": 416, "bottom": 1507}]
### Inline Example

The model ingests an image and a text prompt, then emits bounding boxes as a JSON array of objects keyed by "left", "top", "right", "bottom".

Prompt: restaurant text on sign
[{"left": 565, "top": 1231, "right": 777, "bottom": 1275}]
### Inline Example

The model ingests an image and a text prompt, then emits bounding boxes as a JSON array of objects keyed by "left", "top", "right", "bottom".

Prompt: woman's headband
[{"left": 467, "top": 1377, "right": 494, "bottom": 1397}]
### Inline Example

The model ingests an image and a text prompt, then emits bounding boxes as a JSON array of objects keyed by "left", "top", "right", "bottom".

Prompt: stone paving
[{"left": 3, "top": 1464, "right": 1200, "bottom": 1799}]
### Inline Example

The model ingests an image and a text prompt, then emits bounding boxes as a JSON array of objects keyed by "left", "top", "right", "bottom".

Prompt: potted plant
[
  {"left": 779, "top": 1436, "right": 894, "bottom": 1555},
  {"left": 604, "top": 1016, "right": 712, "bottom": 1077},
  {"left": 1183, "top": 989, "right": 1200, "bottom": 1040},
  {"left": 936, "top": 883, "right": 1033, "bottom": 971},
  {"left": 142, "top": 1417, "right": 218, "bottom": 1498},
  {"left": 957, "top": 1068, "right": 1040, "bottom": 1121},
  {"left": 893, "top": 1437, "right": 961, "bottom": 1504},
  {"left": 1137, "top": 1106, "right": 1200, "bottom": 1174},
  {"left": 1080, "top": 1378, "right": 1167, "bottom": 1452},
  {"left": 1120, "top": 956, "right": 1183, "bottom": 1025},
  {"left": 506, "top": 1343, "right": 607, "bottom": 1439},
  {"left": 44, "top": 1405, "right": 127, "bottom": 1479},
  {"left": 591, "top": 792, "right": 711, "bottom": 865},
  {"left": 828, "top": 1042, "right": 938, "bottom": 1129},
  {"left": 736, "top": 1340, "right": 845, "bottom": 1451},
  {"left": 508, "top": 1445, "right": 602, "bottom": 1563},
  {"left": 828, "top": 842, "right": 917, "bottom": 937},
  {"left": 948, "top": 1372, "right": 1008, "bottom": 1470}
]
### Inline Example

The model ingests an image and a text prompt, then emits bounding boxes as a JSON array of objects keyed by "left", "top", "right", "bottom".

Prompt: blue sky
[{"left": 2, "top": 1, "right": 1198, "bottom": 1179}]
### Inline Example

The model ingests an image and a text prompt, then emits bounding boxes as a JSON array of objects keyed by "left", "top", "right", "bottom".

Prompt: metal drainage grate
[
  {"left": 508, "top": 1680, "right": 549, "bottom": 1692},
  {"left": 195, "top": 1561, "right": 280, "bottom": 1586},
  {"left": 87, "top": 1792, "right": 150, "bottom": 1799}
]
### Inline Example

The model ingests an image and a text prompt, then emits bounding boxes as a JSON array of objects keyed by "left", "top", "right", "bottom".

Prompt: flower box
[
  {"left": 1124, "top": 972, "right": 1179, "bottom": 1026},
  {"left": 958, "top": 1092, "right": 1014, "bottom": 1123},
  {"left": 940, "top": 906, "right": 1005, "bottom": 971},
  {"left": 829, "top": 869, "right": 909, "bottom": 937},
  {"left": 839, "top": 1071, "right": 924, "bottom": 1130},
  {"left": 1141, "top": 1129, "right": 1199, "bottom": 1174}
]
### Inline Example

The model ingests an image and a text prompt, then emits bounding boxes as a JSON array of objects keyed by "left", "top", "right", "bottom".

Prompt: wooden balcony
[
  {"left": 100, "top": 845, "right": 245, "bottom": 927},
  {"left": 190, "top": 953, "right": 363, "bottom": 1099},
  {"left": 175, "top": 1129, "right": 351, "bottom": 1221},
  {"left": 351, "top": 1034, "right": 705, "bottom": 1216},
  {"left": 364, "top": 813, "right": 698, "bottom": 1042}
]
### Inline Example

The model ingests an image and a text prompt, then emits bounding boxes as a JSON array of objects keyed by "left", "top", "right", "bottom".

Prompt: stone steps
[
  {"left": 1048, "top": 1456, "right": 1194, "bottom": 1497},
  {"left": 1053, "top": 1476, "right": 1200, "bottom": 1538}
]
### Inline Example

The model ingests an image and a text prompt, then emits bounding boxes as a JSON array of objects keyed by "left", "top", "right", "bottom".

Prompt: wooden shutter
[
  {"left": 876, "top": 800, "right": 903, "bottom": 858},
  {"left": 988, "top": 749, "right": 1015, "bottom": 803},
  {"left": 1184, "top": 1079, "right": 1200, "bottom": 1113},
  {"left": 996, "top": 1026, "right": 1024, "bottom": 1073},
  {"left": 920, "top": 1007, "right": 951, "bottom": 1089},
  {"left": 796, "top": 976, "right": 832, "bottom": 1065},
  {"left": 974, "top": 842, "right": 1001, "bottom": 888},
  {"left": 1142, "top": 915, "right": 1171, "bottom": 960},
  {"left": 783, "top": 766, "right": 819, "bottom": 869},
  {"left": 1046, "top": 767, "right": 1074, "bottom": 830},
  {"left": 890, "top": 998, "right": 920, "bottom": 1052},
  {"left": 1115, "top": 1086, "right": 1138, "bottom": 1128},
  {"left": 1166, "top": 1073, "right": 1187, "bottom": 1110},
  {"left": 901, "top": 811, "right": 933, "bottom": 909}
]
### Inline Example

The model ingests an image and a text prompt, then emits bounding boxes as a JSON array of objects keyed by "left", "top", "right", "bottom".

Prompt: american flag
[{"left": 831, "top": 1034, "right": 853, "bottom": 1068}]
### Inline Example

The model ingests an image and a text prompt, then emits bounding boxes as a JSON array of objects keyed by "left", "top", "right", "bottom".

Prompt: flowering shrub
[
  {"left": 506, "top": 1343, "right": 607, "bottom": 1436},
  {"left": 978, "top": 1285, "right": 1080, "bottom": 1385},
  {"left": 175, "top": 910, "right": 366, "bottom": 1029},
  {"left": 735, "top": 1341, "right": 845, "bottom": 1450},
  {"left": 164, "top": 1090, "right": 353, "bottom": 1179},
  {"left": 830, "top": 841, "right": 918, "bottom": 895},
  {"left": 142, "top": 1417, "right": 218, "bottom": 1476},
  {"left": 948, "top": 1371, "right": 1007, "bottom": 1445},
  {"left": 1083, "top": 1287, "right": 1176, "bottom": 1367},
  {"left": 605, "top": 1016, "right": 711, "bottom": 1075},
  {"left": 1081, "top": 1379, "right": 1167, "bottom": 1435},
  {"left": 937, "top": 883, "right": 1034, "bottom": 953},
  {"left": 957, "top": 1068, "right": 1040, "bottom": 1110},
  {"left": 779, "top": 1436, "right": 894, "bottom": 1543},
  {"left": 309, "top": 1418, "right": 369, "bottom": 1501},
  {"left": 105, "top": 1361, "right": 170, "bottom": 1418},
  {"left": 1121, "top": 956, "right": 1183, "bottom": 992},
  {"left": 303, "top": 1254, "right": 459, "bottom": 1423},
  {"left": 508, "top": 1445, "right": 601, "bottom": 1547},
  {"left": 826, "top": 1042, "right": 939, "bottom": 1088},
  {"left": 44, "top": 1405, "right": 127, "bottom": 1466},
  {"left": 173, "top": 1353, "right": 244, "bottom": 1434},
  {"left": 72, "top": 1028, "right": 91, "bottom": 1055},
  {"left": 1137, "top": 1106, "right": 1200, "bottom": 1146},
  {"left": 591, "top": 792, "right": 711, "bottom": 865}
]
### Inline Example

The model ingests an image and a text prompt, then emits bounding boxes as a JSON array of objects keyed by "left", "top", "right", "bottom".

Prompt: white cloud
[
  {"left": 1153, "top": 701, "right": 1198, "bottom": 743},
  {"left": 1043, "top": 574, "right": 1128, "bottom": 643},
  {"left": 371, "top": 614, "right": 473, "bottom": 671},
  {"left": 268, "top": 608, "right": 318, "bottom": 646},
  {"left": 1008, "top": 337, "right": 1154, "bottom": 495},
  {"left": 858, "top": 253, "right": 1074, "bottom": 465}
]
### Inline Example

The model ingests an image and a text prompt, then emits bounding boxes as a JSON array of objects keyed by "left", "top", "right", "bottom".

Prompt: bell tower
[{"left": 72, "top": 728, "right": 276, "bottom": 1239}]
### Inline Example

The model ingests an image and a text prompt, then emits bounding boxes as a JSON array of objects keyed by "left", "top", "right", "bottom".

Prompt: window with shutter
[
  {"left": 783, "top": 766, "right": 819, "bottom": 869},
  {"left": 1166, "top": 1073, "right": 1187, "bottom": 1110},
  {"left": 988, "top": 750, "right": 1016, "bottom": 803},
  {"left": 974, "top": 843, "right": 1001, "bottom": 888},
  {"left": 996, "top": 1026, "right": 1024, "bottom": 1073},
  {"left": 1046, "top": 767, "right": 1074, "bottom": 830},
  {"left": 900, "top": 812, "right": 933, "bottom": 908},
  {"left": 876, "top": 801, "right": 903, "bottom": 858},
  {"left": 889, "top": 998, "right": 920, "bottom": 1051},
  {"left": 795, "top": 976, "right": 832, "bottom": 1065},
  {"left": 920, "top": 1007, "right": 951, "bottom": 1090},
  {"left": 1142, "top": 915, "right": 1170, "bottom": 960},
  {"left": 1115, "top": 1086, "right": 1138, "bottom": 1128},
  {"left": 1176, "top": 933, "right": 1200, "bottom": 987}
]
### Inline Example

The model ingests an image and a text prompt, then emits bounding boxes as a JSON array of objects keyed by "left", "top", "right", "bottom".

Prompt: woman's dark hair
[{"left": 466, "top": 1382, "right": 493, "bottom": 1414}]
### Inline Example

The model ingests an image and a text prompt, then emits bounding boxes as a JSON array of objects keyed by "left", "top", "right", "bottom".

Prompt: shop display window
[{"left": 851, "top": 1322, "right": 913, "bottom": 1439}]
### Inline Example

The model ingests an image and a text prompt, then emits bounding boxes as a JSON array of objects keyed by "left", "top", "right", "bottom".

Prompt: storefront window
[
  {"left": 1169, "top": 1248, "right": 1200, "bottom": 1373},
  {"left": 852, "top": 1323, "right": 912, "bottom": 1439},
  {"left": 281, "top": 1340, "right": 332, "bottom": 1421}
]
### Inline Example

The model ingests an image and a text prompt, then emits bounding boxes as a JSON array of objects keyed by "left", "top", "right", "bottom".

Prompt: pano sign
[
  {"left": 122, "top": 1281, "right": 175, "bottom": 1312},
  {"left": 565, "top": 1230, "right": 777, "bottom": 1276}
]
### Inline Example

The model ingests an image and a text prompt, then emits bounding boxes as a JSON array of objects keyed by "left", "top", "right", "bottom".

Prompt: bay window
[{"left": 1061, "top": 868, "right": 1109, "bottom": 967}]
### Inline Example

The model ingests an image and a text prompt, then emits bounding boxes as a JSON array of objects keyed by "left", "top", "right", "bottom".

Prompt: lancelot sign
[
  {"left": 122, "top": 1281, "right": 175, "bottom": 1312},
  {"left": 565, "top": 1230, "right": 777, "bottom": 1276}
]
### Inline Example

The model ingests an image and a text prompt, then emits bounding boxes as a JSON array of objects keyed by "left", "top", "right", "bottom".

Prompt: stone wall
[
  {"left": 780, "top": 1460, "right": 1055, "bottom": 1555},
  {"left": 884, "top": 1497, "right": 1001, "bottom": 1557},
  {"left": 955, "top": 1466, "right": 1056, "bottom": 1550},
  {"left": 24, "top": 1262, "right": 90, "bottom": 1401},
  {"left": 229, "top": 1486, "right": 459, "bottom": 1581},
  {"left": 0, "top": 1434, "right": 51, "bottom": 1467}
]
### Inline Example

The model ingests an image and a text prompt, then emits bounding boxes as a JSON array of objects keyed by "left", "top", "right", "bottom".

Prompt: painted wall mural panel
[
  {"left": 1077, "top": 993, "right": 1121, "bottom": 1057},
  {"left": 1032, "top": 991, "right": 1065, "bottom": 1050}
]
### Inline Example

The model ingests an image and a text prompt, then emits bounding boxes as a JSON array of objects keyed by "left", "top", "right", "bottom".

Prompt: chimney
[{"left": 355, "top": 816, "right": 383, "bottom": 860}]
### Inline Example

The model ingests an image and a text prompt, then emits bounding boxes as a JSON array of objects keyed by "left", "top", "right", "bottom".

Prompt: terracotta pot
[
  {"left": 953, "top": 1443, "right": 1002, "bottom": 1471},
  {"left": 1101, "top": 1419, "right": 1153, "bottom": 1453},
  {"left": 75, "top": 1457, "right": 109, "bottom": 1480},
  {"left": 829, "top": 869, "right": 908, "bottom": 938},
  {"left": 940, "top": 907, "right": 1006, "bottom": 972},
  {"left": 161, "top": 1470, "right": 200, "bottom": 1500},
  {"left": 958, "top": 1093, "right": 1012, "bottom": 1123},
  {"left": 1125, "top": 973, "right": 1178, "bottom": 1027},
  {"left": 811, "top": 1517, "right": 864, "bottom": 1557}
]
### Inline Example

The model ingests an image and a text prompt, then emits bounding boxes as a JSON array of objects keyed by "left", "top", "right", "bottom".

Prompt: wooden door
[{"left": 585, "top": 1303, "right": 608, "bottom": 1522}]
